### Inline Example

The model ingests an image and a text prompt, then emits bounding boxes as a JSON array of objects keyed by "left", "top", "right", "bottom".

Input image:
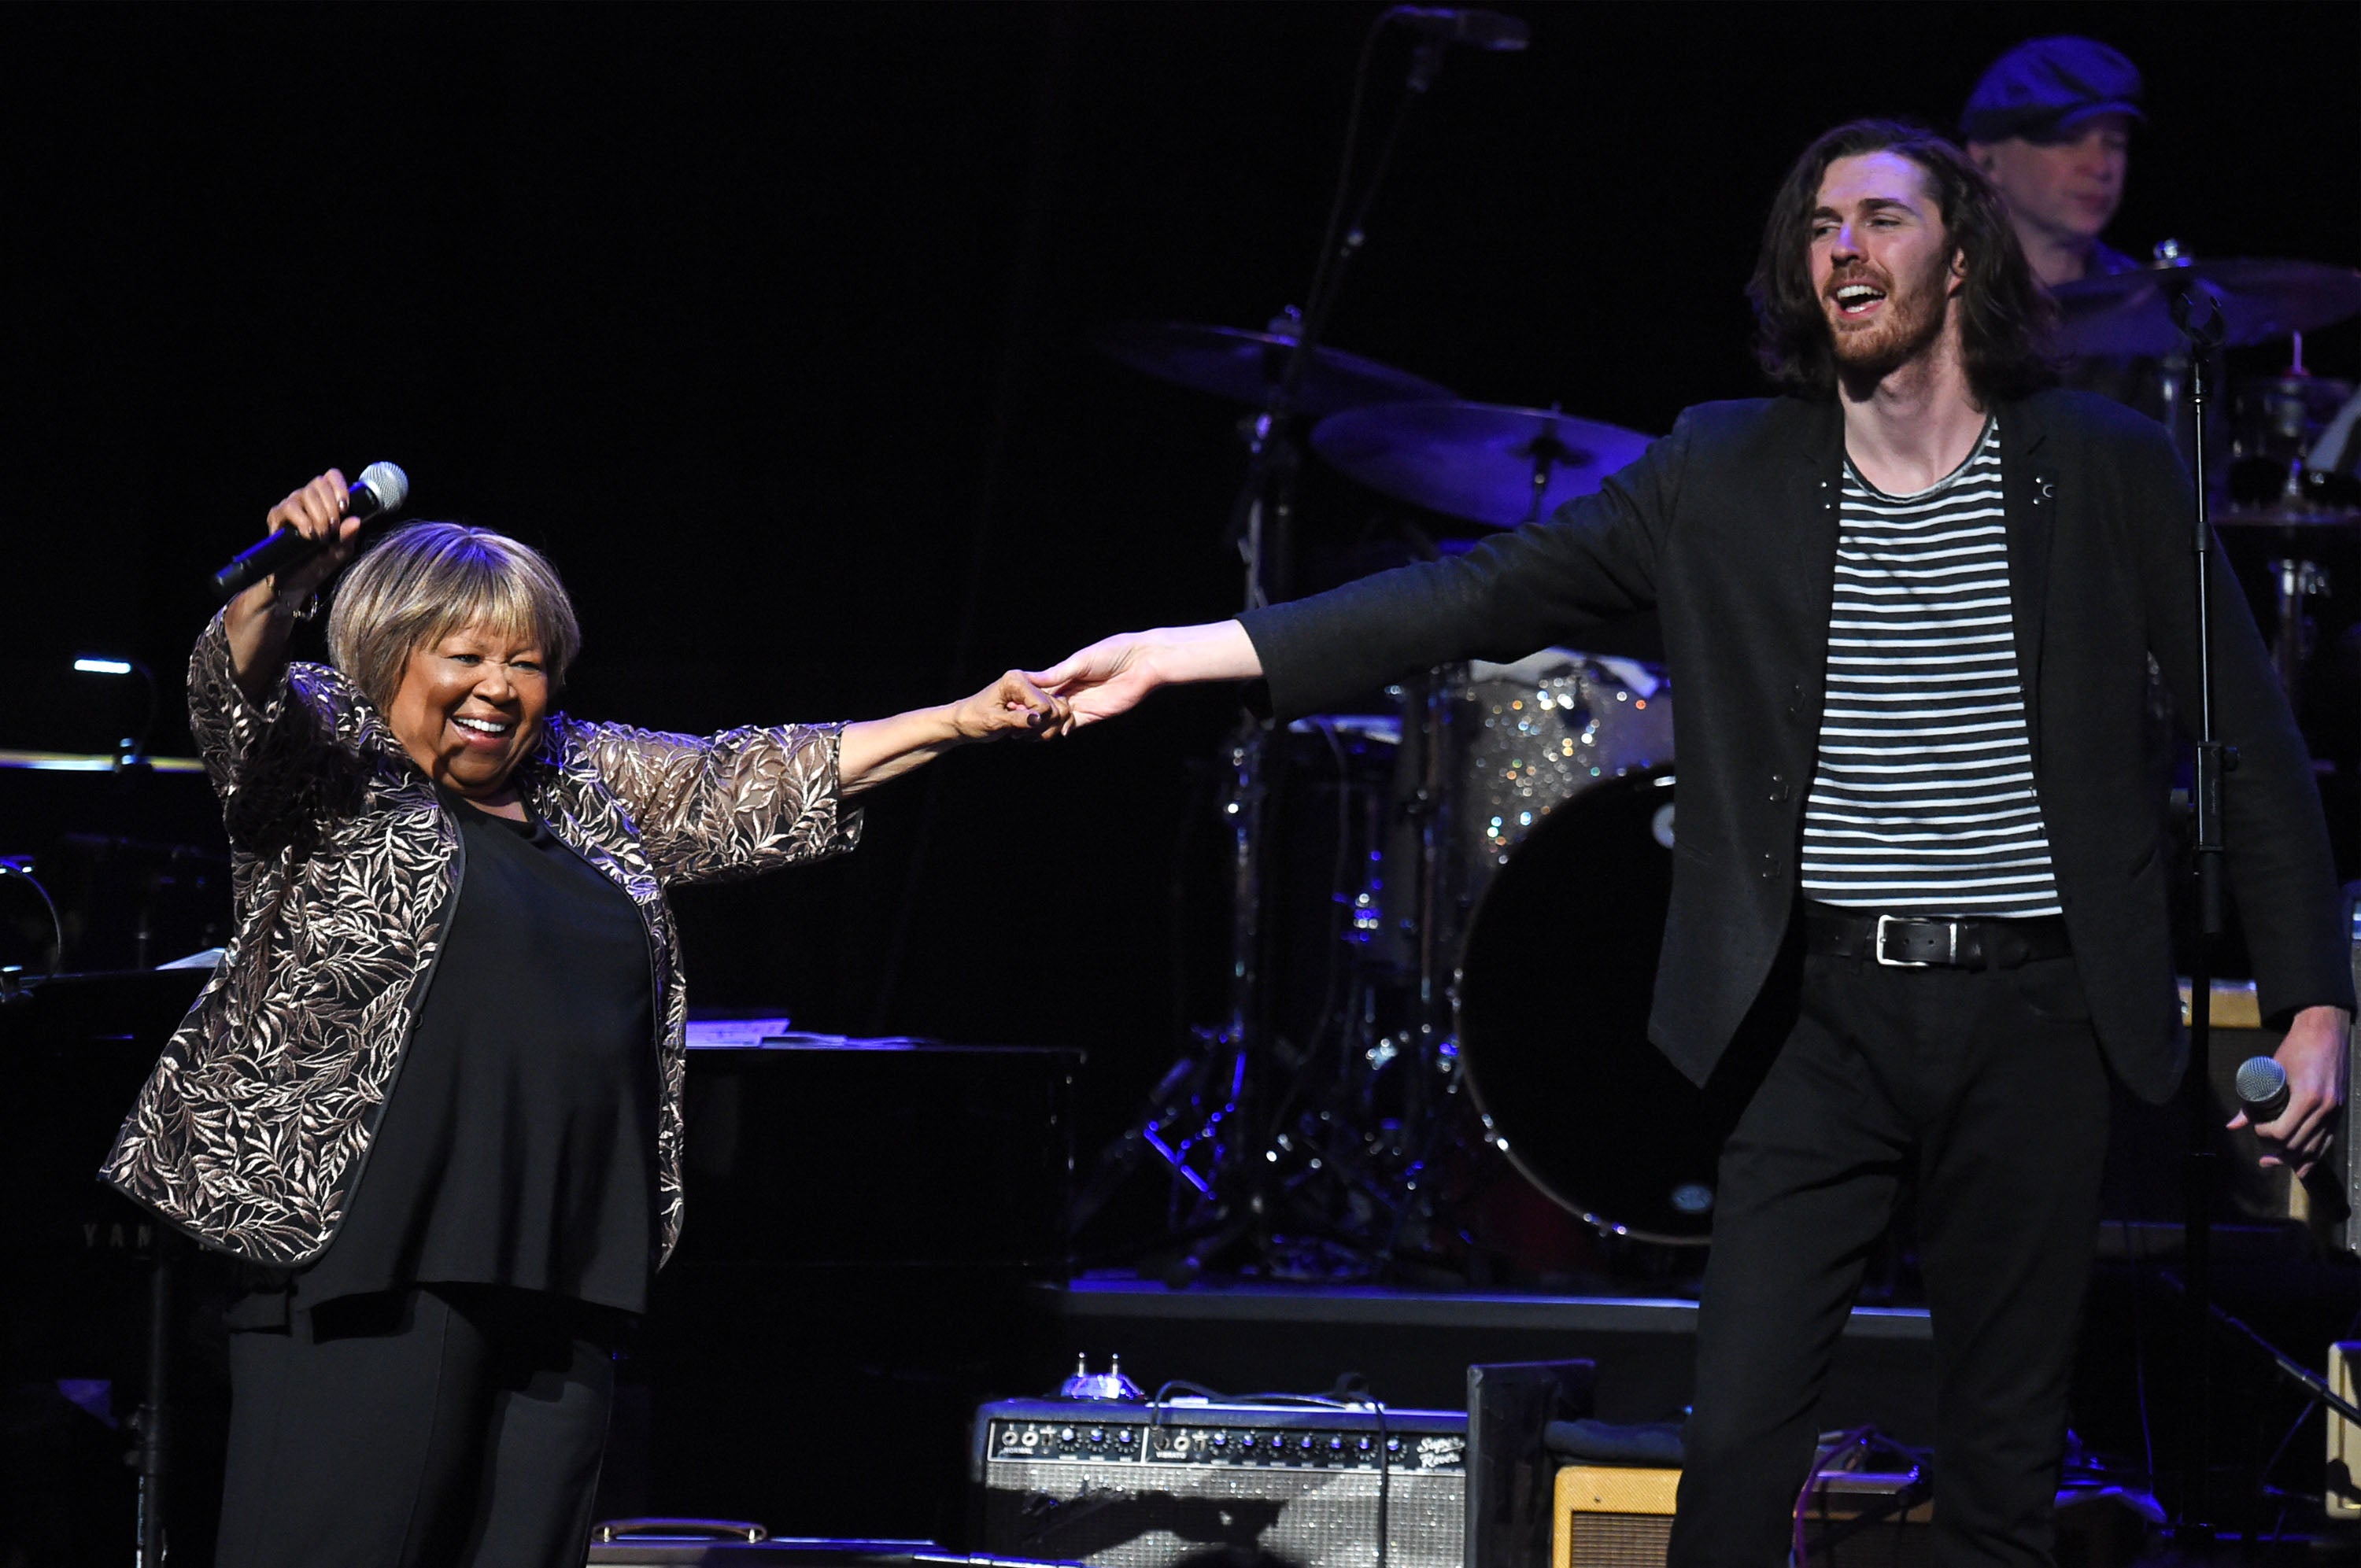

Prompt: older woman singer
[{"left": 101, "top": 470, "right": 1065, "bottom": 1567}]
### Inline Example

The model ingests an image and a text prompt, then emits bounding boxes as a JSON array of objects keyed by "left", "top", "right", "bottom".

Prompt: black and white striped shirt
[{"left": 1800, "top": 419, "right": 2063, "bottom": 917}]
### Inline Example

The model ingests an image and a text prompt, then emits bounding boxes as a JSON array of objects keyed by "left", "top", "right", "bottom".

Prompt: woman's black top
[{"left": 294, "top": 791, "right": 660, "bottom": 1315}]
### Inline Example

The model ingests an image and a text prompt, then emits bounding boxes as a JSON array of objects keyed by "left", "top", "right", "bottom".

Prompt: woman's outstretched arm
[{"left": 838, "top": 670, "right": 1070, "bottom": 794}]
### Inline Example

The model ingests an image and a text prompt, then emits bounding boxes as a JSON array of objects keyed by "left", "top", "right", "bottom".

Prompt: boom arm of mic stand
[
  {"left": 1231, "top": 30, "right": 1439, "bottom": 592},
  {"left": 1280, "top": 39, "right": 1440, "bottom": 414}
]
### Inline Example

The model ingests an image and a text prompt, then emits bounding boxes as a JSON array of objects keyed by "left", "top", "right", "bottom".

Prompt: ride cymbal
[
  {"left": 1097, "top": 321, "right": 1454, "bottom": 418},
  {"left": 1311, "top": 400, "right": 1654, "bottom": 528},
  {"left": 2051, "top": 257, "right": 2361, "bottom": 359}
]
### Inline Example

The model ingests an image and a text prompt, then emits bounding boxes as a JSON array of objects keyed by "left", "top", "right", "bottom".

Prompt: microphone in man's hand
[
  {"left": 2235, "top": 1055, "right": 2291, "bottom": 1126},
  {"left": 1384, "top": 6, "right": 1531, "bottom": 50},
  {"left": 210, "top": 463, "right": 410, "bottom": 600}
]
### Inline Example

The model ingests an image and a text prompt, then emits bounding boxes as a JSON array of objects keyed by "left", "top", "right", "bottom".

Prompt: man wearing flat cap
[
  {"left": 1963, "top": 36, "right": 2214, "bottom": 458},
  {"left": 1962, "top": 35, "right": 2145, "bottom": 290}
]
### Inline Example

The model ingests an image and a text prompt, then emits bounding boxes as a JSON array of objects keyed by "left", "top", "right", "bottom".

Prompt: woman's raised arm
[{"left": 224, "top": 470, "right": 366, "bottom": 703}]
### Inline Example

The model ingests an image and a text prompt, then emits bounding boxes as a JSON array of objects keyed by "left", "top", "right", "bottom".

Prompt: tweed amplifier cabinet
[
  {"left": 973, "top": 1398, "right": 1467, "bottom": 1568},
  {"left": 1548, "top": 1465, "right": 1930, "bottom": 1567},
  {"left": 2330, "top": 1341, "right": 2361, "bottom": 1520},
  {"left": 1550, "top": 1467, "right": 1677, "bottom": 1568}
]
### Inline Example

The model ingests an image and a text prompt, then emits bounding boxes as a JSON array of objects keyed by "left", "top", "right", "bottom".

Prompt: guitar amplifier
[
  {"left": 972, "top": 1398, "right": 1467, "bottom": 1568},
  {"left": 1547, "top": 1465, "right": 1930, "bottom": 1568}
]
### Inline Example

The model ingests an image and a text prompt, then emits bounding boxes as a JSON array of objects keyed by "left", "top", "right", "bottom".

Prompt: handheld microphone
[
  {"left": 2235, "top": 1055, "right": 2291, "bottom": 1126},
  {"left": 1384, "top": 6, "right": 1530, "bottom": 50},
  {"left": 211, "top": 463, "right": 410, "bottom": 600}
]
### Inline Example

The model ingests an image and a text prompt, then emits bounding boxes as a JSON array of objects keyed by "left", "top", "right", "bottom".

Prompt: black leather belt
[{"left": 1803, "top": 904, "right": 2072, "bottom": 970}]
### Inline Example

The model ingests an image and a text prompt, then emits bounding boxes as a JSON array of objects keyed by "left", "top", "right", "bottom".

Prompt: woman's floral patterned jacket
[{"left": 102, "top": 612, "right": 858, "bottom": 1267}]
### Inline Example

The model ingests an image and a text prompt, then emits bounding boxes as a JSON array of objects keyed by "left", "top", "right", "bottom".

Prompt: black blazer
[{"left": 1239, "top": 389, "right": 2352, "bottom": 1103}]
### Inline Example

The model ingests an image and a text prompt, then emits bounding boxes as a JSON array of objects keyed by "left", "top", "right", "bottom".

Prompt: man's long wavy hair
[{"left": 1748, "top": 119, "right": 2056, "bottom": 404}]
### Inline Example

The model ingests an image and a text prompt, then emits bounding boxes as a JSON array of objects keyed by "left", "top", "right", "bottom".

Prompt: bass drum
[{"left": 1454, "top": 769, "right": 1739, "bottom": 1245}]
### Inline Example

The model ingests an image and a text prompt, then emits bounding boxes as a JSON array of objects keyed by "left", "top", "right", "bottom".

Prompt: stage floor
[
  {"left": 1045, "top": 1272, "right": 1935, "bottom": 1439},
  {"left": 1061, "top": 1270, "right": 1934, "bottom": 1335}
]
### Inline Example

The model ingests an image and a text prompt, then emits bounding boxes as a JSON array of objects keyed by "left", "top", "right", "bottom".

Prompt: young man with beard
[{"left": 1033, "top": 120, "right": 2354, "bottom": 1563}]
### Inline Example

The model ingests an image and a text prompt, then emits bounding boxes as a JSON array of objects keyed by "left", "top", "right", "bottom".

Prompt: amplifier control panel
[{"left": 979, "top": 1400, "right": 1465, "bottom": 1474}]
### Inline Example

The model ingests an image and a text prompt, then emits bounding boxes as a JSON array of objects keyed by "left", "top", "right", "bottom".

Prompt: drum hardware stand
[
  {"left": 2169, "top": 275, "right": 2237, "bottom": 1541},
  {"left": 130, "top": 1227, "right": 178, "bottom": 1568},
  {"left": 1281, "top": 669, "right": 1483, "bottom": 1275},
  {"left": 1406, "top": 670, "right": 1455, "bottom": 1066},
  {"left": 1516, "top": 410, "right": 1573, "bottom": 527},
  {"left": 2248, "top": 327, "right": 2337, "bottom": 710},
  {"left": 2266, "top": 556, "right": 2329, "bottom": 710},
  {"left": 1144, "top": 18, "right": 1461, "bottom": 1284},
  {"left": 1066, "top": 1043, "right": 1221, "bottom": 1238}
]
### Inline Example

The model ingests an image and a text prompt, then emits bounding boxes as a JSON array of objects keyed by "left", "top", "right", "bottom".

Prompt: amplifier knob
[
  {"left": 1299, "top": 1436, "right": 1315, "bottom": 1452},
  {"left": 1358, "top": 1437, "right": 1373, "bottom": 1452},
  {"left": 1241, "top": 1435, "right": 1257, "bottom": 1449},
  {"left": 1061, "top": 1428, "right": 1075, "bottom": 1443},
  {"left": 1386, "top": 1438, "right": 1402, "bottom": 1453},
  {"left": 1212, "top": 1433, "right": 1228, "bottom": 1448},
  {"left": 1118, "top": 1430, "right": 1134, "bottom": 1445},
  {"left": 1090, "top": 1430, "right": 1105, "bottom": 1444},
  {"left": 1328, "top": 1437, "right": 1344, "bottom": 1452}
]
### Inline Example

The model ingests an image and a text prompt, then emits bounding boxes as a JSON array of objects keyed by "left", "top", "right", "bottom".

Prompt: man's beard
[{"left": 1826, "top": 256, "right": 1953, "bottom": 389}]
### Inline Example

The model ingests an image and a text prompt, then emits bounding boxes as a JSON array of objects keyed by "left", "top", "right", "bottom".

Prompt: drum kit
[
  {"left": 2055, "top": 245, "right": 2361, "bottom": 713},
  {"left": 1075, "top": 245, "right": 2361, "bottom": 1279}
]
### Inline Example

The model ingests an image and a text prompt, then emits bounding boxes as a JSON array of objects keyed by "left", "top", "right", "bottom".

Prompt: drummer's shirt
[{"left": 1799, "top": 416, "right": 2066, "bottom": 918}]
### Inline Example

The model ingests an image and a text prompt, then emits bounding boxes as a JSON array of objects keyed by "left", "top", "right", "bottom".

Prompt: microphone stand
[
  {"left": 1172, "top": 18, "right": 1450, "bottom": 1282},
  {"left": 131, "top": 1229, "right": 178, "bottom": 1568},
  {"left": 2170, "top": 277, "right": 2232, "bottom": 1540}
]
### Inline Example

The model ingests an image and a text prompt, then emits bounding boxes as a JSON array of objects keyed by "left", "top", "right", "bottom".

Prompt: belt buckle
[{"left": 1874, "top": 913, "right": 1955, "bottom": 968}]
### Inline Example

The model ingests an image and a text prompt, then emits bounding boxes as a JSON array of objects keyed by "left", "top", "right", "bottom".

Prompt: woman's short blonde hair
[{"left": 326, "top": 522, "right": 582, "bottom": 713}]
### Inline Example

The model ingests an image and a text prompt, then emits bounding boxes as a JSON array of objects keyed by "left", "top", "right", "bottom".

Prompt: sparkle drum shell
[{"left": 1445, "top": 651, "right": 1674, "bottom": 924}]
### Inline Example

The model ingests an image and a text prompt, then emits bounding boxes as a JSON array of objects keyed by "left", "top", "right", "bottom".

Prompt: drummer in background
[
  {"left": 1960, "top": 36, "right": 2145, "bottom": 291},
  {"left": 1959, "top": 37, "right": 2183, "bottom": 430}
]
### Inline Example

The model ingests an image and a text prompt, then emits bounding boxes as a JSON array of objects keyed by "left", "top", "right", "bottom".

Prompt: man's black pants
[
  {"left": 216, "top": 1282, "right": 625, "bottom": 1568},
  {"left": 1667, "top": 946, "right": 2112, "bottom": 1567}
]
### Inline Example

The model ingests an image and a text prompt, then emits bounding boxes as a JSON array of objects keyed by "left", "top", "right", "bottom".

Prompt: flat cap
[{"left": 1962, "top": 36, "right": 2145, "bottom": 144}]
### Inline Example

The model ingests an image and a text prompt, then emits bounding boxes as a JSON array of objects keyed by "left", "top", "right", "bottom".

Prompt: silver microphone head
[
  {"left": 2234, "top": 1054, "right": 2289, "bottom": 1109},
  {"left": 357, "top": 461, "right": 410, "bottom": 516}
]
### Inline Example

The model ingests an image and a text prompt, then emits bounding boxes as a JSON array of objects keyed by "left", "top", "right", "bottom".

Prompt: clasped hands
[
  {"left": 1022, "top": 622, "right": 1265, "bottom": 732},
  {"left": 960, "top": 623, "right": 1259, "bottom": 743}
]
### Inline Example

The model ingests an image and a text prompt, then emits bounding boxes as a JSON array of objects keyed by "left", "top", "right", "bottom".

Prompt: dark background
[{"left": 2, "top": 0, "right": 2355, "bottom": 1154}]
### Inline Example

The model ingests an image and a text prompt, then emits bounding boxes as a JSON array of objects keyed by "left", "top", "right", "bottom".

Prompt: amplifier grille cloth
[
  {"left": 983, "top": 1459, "right": 1463, "bottom": 1568},
  {"left": 1566, "top": 1514, "right": 1671, "bottom": 1568}
]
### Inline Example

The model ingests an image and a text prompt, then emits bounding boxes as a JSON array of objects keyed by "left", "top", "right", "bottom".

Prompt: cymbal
[
  {"left": 1311, "top": 400, "right": 1655, "bottom": 528},
  {"left": 2051, "top": 257, "right": 2361, "bottom": 358},
  {"left": 1098, "top": 322, "right": 1454, "bottom": 418}
]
